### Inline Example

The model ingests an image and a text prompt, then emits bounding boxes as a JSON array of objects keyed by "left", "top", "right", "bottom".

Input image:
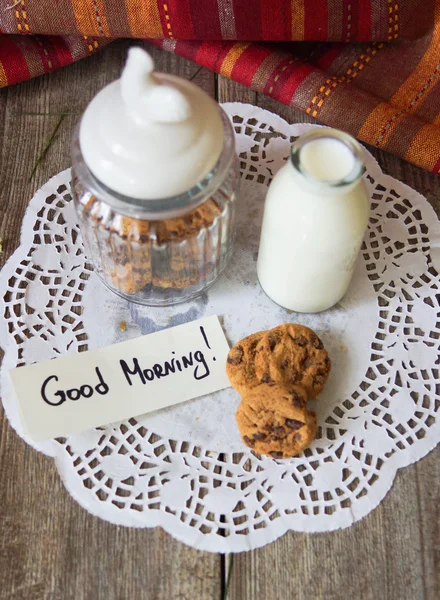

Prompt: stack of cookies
[
  {"left": 78, "top": 195, "right": 222, "bottom": 294},
  {"left": 226, "top": 324, "right": 331, "bottom": 459}
]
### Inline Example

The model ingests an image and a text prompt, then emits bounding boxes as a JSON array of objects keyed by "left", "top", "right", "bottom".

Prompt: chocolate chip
[
  {"left": 281, "top": 359, "right": 289, "bottom": 370},
  {"left": 227, "top": 346, "right": 244, "bottom": 365},
  {"left": 311, "top": 335, "right": 324, "bottom": 349},
  {"left": 253, "top": 431, "right": 266, "bottom": 441},
  {"left": 291, "top": 390, "right": 304, "bottom": 407},
  {"left": 286, "top": 419, "right": 305, "bottom": 430},
  {"left": 273, "top": 426, "right": 285, "bottom": 437},
  {"left": 291, "top": 370, "right": 302, "bottom": 383},
  {"left": 294, "top": 433, "right": 302, "bottom": 442},
  {"left": 268, "top": 335, "right": 277, "bottom": 351},
  {"left": 261, "top": 373, "right": 272, "bottom": 383},
  {"left": 302, "top": 358, "right": 312, "bottom": 369},
  {"left": 243, "top": 436, "right": 254, "bottom": 446},
  {"left": 293, "top": 335, "right": 308, "bottom": 347},
  {"left": 313, "top": 374, "right": 325, "bottom": 386},
  {"left": 269, "top": 451, "right": 283, "bottom": 459},
  {"left": 250, "top": 340, "right": 260, "bottom": 357}
]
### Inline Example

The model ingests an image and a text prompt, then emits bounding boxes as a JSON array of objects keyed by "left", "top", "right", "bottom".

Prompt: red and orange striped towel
[{"left": 1, "top": 1, "right": 440, "bottom": 173}]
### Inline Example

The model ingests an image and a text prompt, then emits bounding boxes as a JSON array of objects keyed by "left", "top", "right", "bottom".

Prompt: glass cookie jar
[{"left": 71, "top": 48, "right": 239, "bottom": 306}]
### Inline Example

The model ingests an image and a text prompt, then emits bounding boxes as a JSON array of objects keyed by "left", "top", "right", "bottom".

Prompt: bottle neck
[{"left": 289, "top": 128, "right": 366, "bottom": 196}]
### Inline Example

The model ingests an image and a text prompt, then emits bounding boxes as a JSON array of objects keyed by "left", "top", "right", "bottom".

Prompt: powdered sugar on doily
[{"left": 1, "top": 103, "right": 439, "bottom": 552}]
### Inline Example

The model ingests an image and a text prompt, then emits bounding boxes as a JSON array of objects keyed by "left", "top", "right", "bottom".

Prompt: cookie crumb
[{"left": 119, "top": 321, "right": 127, "bottom": 332}]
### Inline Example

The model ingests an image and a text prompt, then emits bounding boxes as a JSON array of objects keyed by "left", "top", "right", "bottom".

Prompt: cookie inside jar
[{"left": 78, "top": 194, "right": 227, "bottom": 298}]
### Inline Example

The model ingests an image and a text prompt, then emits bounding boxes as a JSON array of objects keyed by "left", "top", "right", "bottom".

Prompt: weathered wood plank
[
  {"left": 0, "top": 41, "right": 221, "bottom": 600},
  {"left": 220, "top": 78, "right": 440, "bottom": 600},
  {"left": 1, "top": 41, "right": 439, "bottom": 600},
  {"left": 218, "top": 74, "right": 258, "bottom": 106}
]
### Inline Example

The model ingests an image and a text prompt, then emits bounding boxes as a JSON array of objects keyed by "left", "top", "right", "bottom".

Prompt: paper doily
[{"left": 1, "top": 103, "right": 439, "bottom": 553}]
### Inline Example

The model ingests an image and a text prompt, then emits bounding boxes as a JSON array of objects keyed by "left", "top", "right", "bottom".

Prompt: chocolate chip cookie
[
  {"left": 79, "top": 194, "right": 222, "bottom": 294},
  {"left": 236, "top": 384, "right": 316, "bottom": 458},
  {"left": 254, "top": 324, "right": 331, "bottom": 399},
  {"left": 226, "top": 331, "right": 265, "bottom": 393}
]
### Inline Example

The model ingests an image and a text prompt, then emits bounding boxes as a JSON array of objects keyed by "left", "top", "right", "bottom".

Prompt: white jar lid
[{"left": 79, "top": 47, "right": 224, "bottom": 200}]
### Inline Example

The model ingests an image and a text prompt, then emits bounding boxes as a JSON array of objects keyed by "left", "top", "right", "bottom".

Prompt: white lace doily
[{"left": 1, "top": 103, "right": 439, "bottom": 552}]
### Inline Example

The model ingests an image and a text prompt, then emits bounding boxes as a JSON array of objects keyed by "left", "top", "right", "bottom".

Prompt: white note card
[{"left": 9, "top": 315, "right": 231, "bottom": 442}]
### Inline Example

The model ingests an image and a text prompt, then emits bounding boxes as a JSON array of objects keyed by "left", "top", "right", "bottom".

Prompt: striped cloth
[{"left": 1, "top": 1, "right": 439, "bottom": 173}]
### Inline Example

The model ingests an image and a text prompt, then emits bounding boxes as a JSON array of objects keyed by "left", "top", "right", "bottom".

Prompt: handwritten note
[{"left": 9, "top": 316, "right": 231, "bottom": 442}]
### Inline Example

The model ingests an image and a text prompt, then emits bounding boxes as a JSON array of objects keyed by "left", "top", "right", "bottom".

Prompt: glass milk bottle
[{"left": 257, "top": 129, "right": 370, "bottom": 313}]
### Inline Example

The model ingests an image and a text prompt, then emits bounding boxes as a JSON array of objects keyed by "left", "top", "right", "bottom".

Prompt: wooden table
[{"left": 0, "top": 40, "right": 439, "bottom": 600}]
